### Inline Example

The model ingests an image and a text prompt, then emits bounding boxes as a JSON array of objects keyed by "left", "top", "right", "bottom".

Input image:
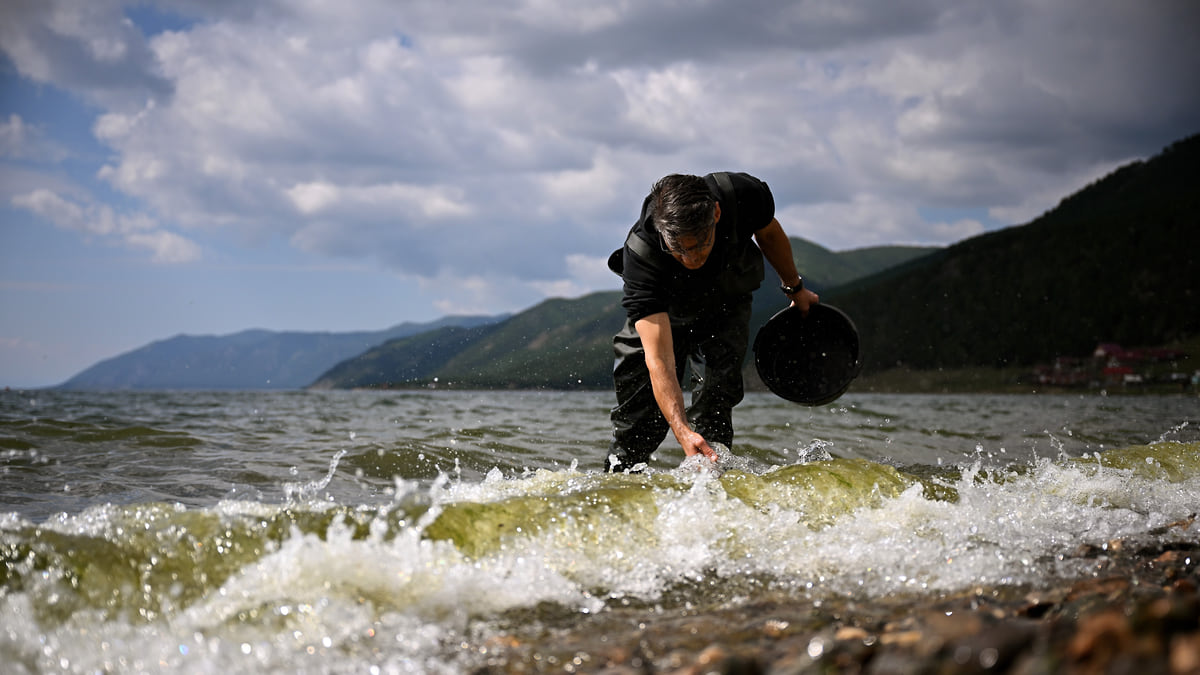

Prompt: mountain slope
[
  {"left": 311, "top": 242, "right": 936, "bottom": 389},
  {"left": 58, "top": 316, "right": 504, "bottom": 390},
  {"left": 310, "top": 292, "right": 625, "bottom": 389},
  {"left": 828, "top": 134, "right": 1200, "bottom": 372},
  {"left": 790, "top": 239, "right": 937, "bottom": 291}
]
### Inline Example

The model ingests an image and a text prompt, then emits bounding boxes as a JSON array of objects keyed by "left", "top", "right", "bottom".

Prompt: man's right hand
[
  {"left": 634, "top": 312, "right": 721, "bottom": 464},
  {"left": 678, "top": 428, "right": 718, "bottom": 462}
]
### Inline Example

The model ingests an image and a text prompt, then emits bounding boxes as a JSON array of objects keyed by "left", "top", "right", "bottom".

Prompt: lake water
[{"left": 2, "top": 389, "right": 1197, "bottom": 673}]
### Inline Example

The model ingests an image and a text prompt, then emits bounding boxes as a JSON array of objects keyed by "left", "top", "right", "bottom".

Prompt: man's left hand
[{"left": 790, "top": 288, "right": 819, "bottom": 315}]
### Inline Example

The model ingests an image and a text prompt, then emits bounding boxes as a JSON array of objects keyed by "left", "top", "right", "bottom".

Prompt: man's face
[
  {"left": 666, "top": 226, "right": 715, "bottom": 269},
  {"left": 664, "top": 203, "right": 721, "bottom": 270}
]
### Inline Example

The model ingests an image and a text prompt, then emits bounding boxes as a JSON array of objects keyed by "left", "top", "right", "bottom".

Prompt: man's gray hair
[{"left": 652, "top": 174, "right": 715, "bottom": 249}]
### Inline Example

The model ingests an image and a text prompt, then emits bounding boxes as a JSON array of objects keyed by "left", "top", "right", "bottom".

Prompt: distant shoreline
[
  {"left": 847, "top": 366, "right": 1200, "bottom": 397},
  {"left": 18, "top": 371, "right": 1199, "bottom": 396}
]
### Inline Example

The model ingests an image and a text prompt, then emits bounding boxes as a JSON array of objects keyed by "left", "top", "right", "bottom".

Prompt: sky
[{"left": 2, "top": 1, "right": 1198, "bottom": 388}]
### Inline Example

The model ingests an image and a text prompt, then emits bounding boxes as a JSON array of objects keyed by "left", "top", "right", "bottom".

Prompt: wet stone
[{"left": 471, "top": 539, "right": 1200, "bottom": 674}]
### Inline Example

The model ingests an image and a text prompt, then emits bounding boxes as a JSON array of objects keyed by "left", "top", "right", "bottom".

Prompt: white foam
[
  {"left": 6, "top": 451, "right": 1198, "bottom": 672},
  {"left": 422, "top": 452, "right": 1200, "bottom": 601}
]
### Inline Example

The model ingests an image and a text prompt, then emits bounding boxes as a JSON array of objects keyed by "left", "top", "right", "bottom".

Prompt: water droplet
[{"left": 807, "top": 637, "right": 825, "bottom": 658}]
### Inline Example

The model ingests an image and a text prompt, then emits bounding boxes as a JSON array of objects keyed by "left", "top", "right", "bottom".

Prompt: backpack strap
[
  {"left": 608, "top": 194, "right": 658, "bottom": 275},
  {"left": 625, "top": 228, "right": 656, "bottom": 261},
  {"left": 711, "top": 171, "right": 738, "bottom": 232},
  {"left": 606, "top": 230, "right": 656, "bottom": 276}
]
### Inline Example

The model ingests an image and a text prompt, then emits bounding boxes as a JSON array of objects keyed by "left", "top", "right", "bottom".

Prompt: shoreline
[{"left": 473, "top": 518, "right": 1200, "bottom": 674}]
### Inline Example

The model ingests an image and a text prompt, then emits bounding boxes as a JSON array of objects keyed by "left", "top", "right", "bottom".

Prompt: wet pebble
[{"left": 475, "top": 538, "right": 1200, "bottom": 674}]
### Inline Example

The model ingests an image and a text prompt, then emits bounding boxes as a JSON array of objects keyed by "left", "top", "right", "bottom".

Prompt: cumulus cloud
[
  {"left": 2, "top": 0, "right": 1198, "bottom": 311},
  {"left": 0, "top": 114, "right": 68, "bottom": 162},
  {"left": 0, "top": 0, "right": 173, "bottom": 110},
  {"left": 11, "top": 188, "right": 202, "bottom": 263}
]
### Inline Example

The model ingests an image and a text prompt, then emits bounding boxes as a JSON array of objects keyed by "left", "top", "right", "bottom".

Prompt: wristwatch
[{"left": 780, "top": 277, "right": 804, "bottom": 295}]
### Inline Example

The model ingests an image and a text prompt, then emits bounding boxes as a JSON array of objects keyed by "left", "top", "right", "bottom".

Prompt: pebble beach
[{"left": 471, "top": 516, "right": 1200, "bottom": 674}]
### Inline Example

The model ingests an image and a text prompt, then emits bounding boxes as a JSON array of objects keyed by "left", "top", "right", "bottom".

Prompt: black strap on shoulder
[
  {"left": 624, "top": 192, "right": 658, "bottom": 263},
  {"left": 608, "top": 194, "right": 657, "bottom": 275},
  {"left": 625, "top": 228, "right": 655, "bottom": 261},
  {"left": 711, "top": 171, "right": 738, "bottom": 230}
]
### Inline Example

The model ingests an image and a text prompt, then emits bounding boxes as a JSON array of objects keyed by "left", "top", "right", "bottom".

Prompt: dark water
[{"left": 1, "top": 389, "right": 1197, "bottom": 673}]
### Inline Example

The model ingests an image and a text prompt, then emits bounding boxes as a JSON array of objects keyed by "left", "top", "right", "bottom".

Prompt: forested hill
[
  {"left": 828, "top": 134, "right": 1199, "bottom": 373},
  {"left": 308, "top": 243, "right": 933, "bottom": 390}
]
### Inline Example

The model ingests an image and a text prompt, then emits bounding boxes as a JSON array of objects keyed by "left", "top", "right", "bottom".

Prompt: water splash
[
  {"left": 282, "top": 449, "right": 347, "bottom": 502},
  {"left": 795, "top": 438, "right": 837, "bottom": 463},
  {"left": 1158, "top": 420, "right": 1193, "bottom": 444}
]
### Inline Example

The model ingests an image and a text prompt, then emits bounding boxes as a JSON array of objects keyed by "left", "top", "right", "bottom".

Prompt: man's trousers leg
[
  {"left": 686, "top": 298, "right": 752, "bottom": 449},
  {"left": 607, "top": 318, "right": 691, "bottom": 472}
]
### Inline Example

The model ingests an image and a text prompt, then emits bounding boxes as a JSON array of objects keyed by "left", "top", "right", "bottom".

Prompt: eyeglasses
[{"left": 660, "top": 226, "right": 715, "bottom": 256}]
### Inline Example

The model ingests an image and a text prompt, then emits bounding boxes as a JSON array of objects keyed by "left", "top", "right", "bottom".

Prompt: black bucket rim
[{"left": 752, "top": 303, "right": 862, "bottom": 406}]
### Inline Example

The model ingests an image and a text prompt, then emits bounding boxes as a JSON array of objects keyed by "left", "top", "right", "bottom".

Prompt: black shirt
[{"left": 620, "top": 172, "right": 775, "bottom": 323}]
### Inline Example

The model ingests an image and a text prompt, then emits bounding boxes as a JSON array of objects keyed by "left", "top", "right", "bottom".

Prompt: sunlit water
[{"left": 2, "top": 389, "right": 1197, "bottom": 673}]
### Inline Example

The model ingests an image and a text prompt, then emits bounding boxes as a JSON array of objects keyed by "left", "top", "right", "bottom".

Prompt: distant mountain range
[
  {"left": 57, "top": 238, "right": 930, "bottom": 391},
  {"left": 59, "top": 133, "right": 1198, "bottom": 391},
  {"left": 58, "top": 316, "right": 504, "bottom": 390}
]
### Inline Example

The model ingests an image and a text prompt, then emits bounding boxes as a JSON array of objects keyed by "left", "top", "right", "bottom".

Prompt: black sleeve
[
  {"left": 728, "top": 172, "right": 776, "bottom": 236},
  {"left": 620, "top": 246, "right": 669, "bottom": 323}
]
